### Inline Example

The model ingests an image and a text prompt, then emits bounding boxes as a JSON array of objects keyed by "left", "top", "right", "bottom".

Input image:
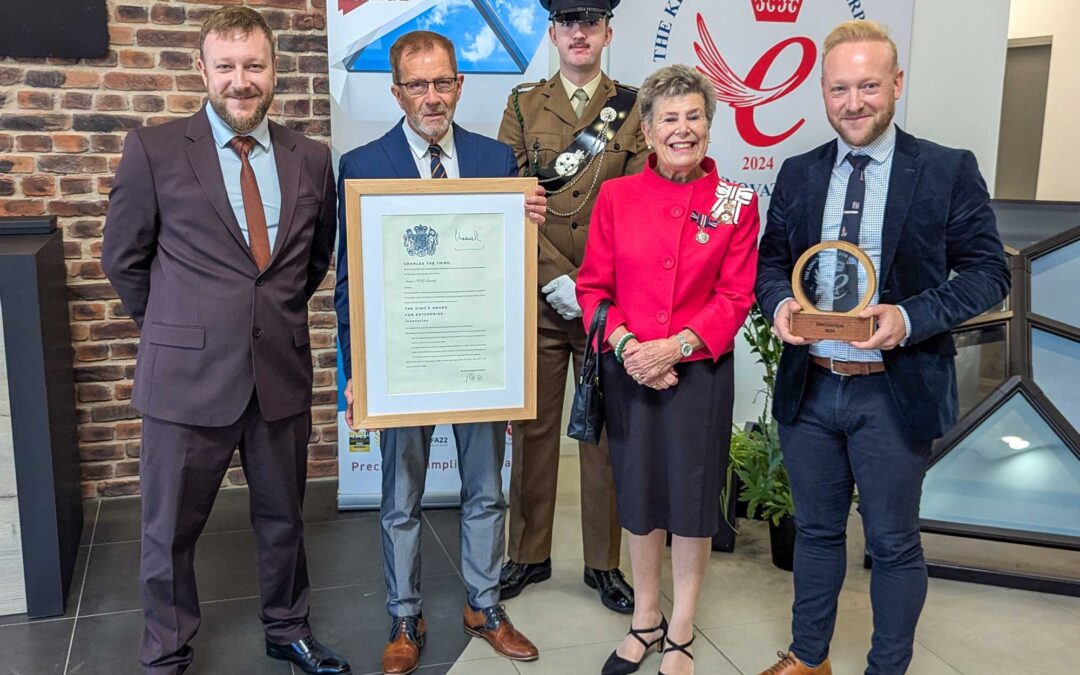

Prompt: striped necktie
[
  {"left": 429, "top": 144, "right": 447, "bottom": 179},
  {"left": 832, "top": 152, "right": 872, "bottom": 311}
]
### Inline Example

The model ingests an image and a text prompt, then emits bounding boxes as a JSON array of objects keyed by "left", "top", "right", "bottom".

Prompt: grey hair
[{"left": 638, "top": 64, "right": 717, "bottom": 126}]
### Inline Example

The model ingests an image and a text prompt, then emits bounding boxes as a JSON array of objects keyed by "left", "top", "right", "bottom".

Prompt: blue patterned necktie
[
  {"left": 840, "top": 153, "right": 871, "bottom": 243},
  {"left": 429, "top": 144, "right": 447, "bottom": 179},
  {"left": 832, "top": 153, "right": 872, "bottom": 311}
]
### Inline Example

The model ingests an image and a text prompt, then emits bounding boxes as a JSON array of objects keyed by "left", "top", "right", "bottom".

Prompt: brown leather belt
[{"left": 810, "top": 356, "right": 886, "bottom": 376}]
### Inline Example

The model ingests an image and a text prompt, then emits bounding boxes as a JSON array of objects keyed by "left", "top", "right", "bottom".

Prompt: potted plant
[
  {"left": 722, "top": 304, "right": 796, "bottom": 570},
  {"left": 731, "top": 416, "right": 796, "bottom": 570}
]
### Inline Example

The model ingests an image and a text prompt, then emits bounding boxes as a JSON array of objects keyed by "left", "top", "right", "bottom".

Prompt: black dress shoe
[
  {"left": 498, "top": 558, "right": 552, "bottom": 600},
  {"left": 584, "top": 566, "right": 635, "bottom": 614},
  {"left": 266, "top": 635, "right": 351, "bottom": 674}
]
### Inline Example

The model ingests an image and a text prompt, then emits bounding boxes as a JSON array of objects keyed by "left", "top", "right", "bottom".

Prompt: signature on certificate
[
  {"left": 465, "top": 372, "right": 486, "bottom": 384},
  {"left": 454, "top": 229, "right": 485, "bottom": 250}
]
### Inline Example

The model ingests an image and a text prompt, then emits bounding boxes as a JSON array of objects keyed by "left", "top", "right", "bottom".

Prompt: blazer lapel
[
  {"left": 184, "top": 110, "right": 255, "bottom": 267},
  {"left": 455, "top": 123, "right": 478, "bottom": 178},
  {"left": 542, "top": 74, "right": 579, "bottom": 129},
  {"left": 880, "top": 127, "right": 921, "bottom": 280},
  {"left": 385, "top": 121, "right": 422, "bottom": 179},
  {"left": 269, "top": 122, "right": 300, "bottom": 262},
  {"left": 802, "top": 142, "right": 838, "bottom": 252}
]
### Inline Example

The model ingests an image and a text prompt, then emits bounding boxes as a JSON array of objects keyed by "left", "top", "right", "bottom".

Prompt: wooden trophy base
[{"left": 791, "top": 312, "right": 876, "bottom": 342}]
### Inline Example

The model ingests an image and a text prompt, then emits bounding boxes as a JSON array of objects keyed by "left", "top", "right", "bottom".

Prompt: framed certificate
[{"left": 343, "top": 178, "right": 538, "bottom": 428}]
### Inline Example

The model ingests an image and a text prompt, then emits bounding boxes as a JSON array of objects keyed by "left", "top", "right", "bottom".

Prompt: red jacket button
[{"left": 656, "top": 311, "right": 669, "bottom": 323}]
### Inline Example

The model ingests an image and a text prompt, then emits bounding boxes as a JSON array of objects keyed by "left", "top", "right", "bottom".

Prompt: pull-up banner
[{"left": 608, "top": 0, "right": 915, "bottom": 213}]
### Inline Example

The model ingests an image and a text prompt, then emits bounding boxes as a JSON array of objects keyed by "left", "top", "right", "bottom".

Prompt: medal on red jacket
[{"left": 690, "top": 210, "right": 719, "bottom": 244}]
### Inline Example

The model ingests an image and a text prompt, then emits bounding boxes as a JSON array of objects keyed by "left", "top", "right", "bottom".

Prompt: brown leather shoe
[
  {"left": 463, "top": 604, "right": 539, "bottom": 661},
  {"left": 381, "top": 616, "right": 426, "bottom": 674},
  {"left": 758, "top": 651, "right": 832, "bottom": 675}
]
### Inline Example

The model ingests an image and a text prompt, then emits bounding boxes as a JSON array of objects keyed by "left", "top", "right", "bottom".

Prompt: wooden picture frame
[{"left": 343, "top": 177, "right": 538, "bottom": 428}]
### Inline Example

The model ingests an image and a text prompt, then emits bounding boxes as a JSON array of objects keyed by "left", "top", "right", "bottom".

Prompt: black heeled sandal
[
  {"left": 600, "top": 615, "right": 668, "bottom": 675},
  {"left": 658, "top": 634, "right": 694, "bottom": 675}
]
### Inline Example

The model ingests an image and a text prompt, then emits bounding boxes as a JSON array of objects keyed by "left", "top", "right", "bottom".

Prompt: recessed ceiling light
[{"left": 1002, "top": 436, "right": 1030, "bottom": 450}]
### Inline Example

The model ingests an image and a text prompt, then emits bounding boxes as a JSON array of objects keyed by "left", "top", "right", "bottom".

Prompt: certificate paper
[
  {"left": 382, "top": 213, "right": 505, "bottom": 395},
  {"left": 343, "top": 177, "right": 537, "bottom": 428}
]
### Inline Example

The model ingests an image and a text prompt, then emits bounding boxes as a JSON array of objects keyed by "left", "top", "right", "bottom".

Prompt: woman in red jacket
[{"left": 577, "top": 64, "right": 760, "bottom": 675}]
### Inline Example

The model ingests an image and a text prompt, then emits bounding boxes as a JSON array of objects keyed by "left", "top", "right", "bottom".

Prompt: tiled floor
[{"left": 2, "top": 456, "right": 1079, "bottom": 674}]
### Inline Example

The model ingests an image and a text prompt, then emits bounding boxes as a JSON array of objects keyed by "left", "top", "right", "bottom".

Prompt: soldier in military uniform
[{"left": 497, "top": 0, "right": 647, "bottom": 613}]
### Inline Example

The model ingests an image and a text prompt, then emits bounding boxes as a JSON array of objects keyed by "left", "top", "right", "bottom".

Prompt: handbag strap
[{"left": 583, "top": 299, "right": 610, "bottom": 387}]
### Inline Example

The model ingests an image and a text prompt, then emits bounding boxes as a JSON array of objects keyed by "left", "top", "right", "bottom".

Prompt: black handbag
[{"left": 567, "top": 299, "right": 610, "bottom": 444}]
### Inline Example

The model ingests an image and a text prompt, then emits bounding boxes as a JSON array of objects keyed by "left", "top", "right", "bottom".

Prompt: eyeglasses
[{"left": 396, "top": 78, "right": 458, "bottom": 96}]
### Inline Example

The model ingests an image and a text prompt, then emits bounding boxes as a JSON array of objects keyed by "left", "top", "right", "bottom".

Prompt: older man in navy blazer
[
  {"left": 334, "top": 31, "right": 545, "bottom": 675},
  {"left": 754, "top": 21, "right": 1010, "bottom": 675}
]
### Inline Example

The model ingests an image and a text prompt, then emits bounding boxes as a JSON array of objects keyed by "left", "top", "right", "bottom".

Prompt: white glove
[{"left": 541, "top": 274, "right": 582, "bottom": 320}]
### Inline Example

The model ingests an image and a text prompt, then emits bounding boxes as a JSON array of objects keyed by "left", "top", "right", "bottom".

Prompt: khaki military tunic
[
  {"left": 497, "top": 71, "right": 648, "bottom": 570},
  {"left": 499, "top": 72, "right": 648, "bottom": 331}
]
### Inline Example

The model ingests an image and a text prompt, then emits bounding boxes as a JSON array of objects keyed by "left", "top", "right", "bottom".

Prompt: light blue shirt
[
  {"left": 776, "top": 125, "right": 912, "bottom": 361},
  {"left": 205, "top": 104, "right": 281, "bottom": 252}
]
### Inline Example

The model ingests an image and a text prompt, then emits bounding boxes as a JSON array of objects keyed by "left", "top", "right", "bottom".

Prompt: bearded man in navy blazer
[
  {"left": 102, "top": 7, "right": 348, "bottom": 675},
  {"left": 754, "top": 21, "right": 1010, "bottom": 675},
  {"left": 334, "top": 31, "right": 545, "bottom": 675}
]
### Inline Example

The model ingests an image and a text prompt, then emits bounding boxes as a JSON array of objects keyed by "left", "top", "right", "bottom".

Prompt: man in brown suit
[
  {"left": 102, "top": 7, "right": 348, "bottom": 674},
  {"left": 497, "top": 0, "right": 647, "bottom": 613}
]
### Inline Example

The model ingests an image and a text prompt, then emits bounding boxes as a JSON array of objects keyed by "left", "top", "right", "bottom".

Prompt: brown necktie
[{"left": 228, "top": 135, "right": 271, "bottom": 271}]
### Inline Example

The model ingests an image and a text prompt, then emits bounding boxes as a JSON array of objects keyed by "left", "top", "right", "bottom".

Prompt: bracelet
[{"left": 614, "top": 332, "right": 637, "bottom": 362}]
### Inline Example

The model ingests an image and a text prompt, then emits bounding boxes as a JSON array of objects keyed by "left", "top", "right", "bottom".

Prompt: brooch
[{"left": 711, "top": 183, "right": 755, "bottom": 225}]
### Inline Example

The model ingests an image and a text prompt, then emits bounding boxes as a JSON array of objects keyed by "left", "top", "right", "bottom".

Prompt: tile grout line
[
  {"left": 1042, "top": 594, "right": 1080, "bottom": 620},
  {"left": 696, "top": 626, "right": 746, "bottom": 675},
  {"left": 914, "top": 637, "right": 965, "bottom": 674},
  {"left": 423, "top": 512, "right": 466, "bottom": 583},
  {"left": 52, "top": 572, "right": 470, "bottom": 624},
  {"left": 63, "top": 499, "right": 101, "bottom": 675},
  {"left": 89, "top": 510, "right": 379, "bottom": 548}
]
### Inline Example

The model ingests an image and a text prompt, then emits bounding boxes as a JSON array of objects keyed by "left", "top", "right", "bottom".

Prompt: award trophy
[{"left": 790, "top": 240, "right": 877, "bottom": 341}]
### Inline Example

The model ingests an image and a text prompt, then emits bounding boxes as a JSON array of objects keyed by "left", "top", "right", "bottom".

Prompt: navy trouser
[{"left": 779, "top": 365, "right": 932, "bottom": 675}]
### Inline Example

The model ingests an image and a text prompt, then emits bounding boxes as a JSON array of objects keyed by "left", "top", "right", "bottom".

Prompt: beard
[
  {"left": 209, "top": 87, "right": 273, "bottom": 134},
  {"left": 408, "top": 101, "right": 454, "bottom": 141},
  {"left": 831, "top": 96, "right": 895, "bottom": 148}
]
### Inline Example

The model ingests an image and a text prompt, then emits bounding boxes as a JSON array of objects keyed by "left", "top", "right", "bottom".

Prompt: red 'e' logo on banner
[{"left": 694, "top": 13, "right": 816, "bottom": 147}]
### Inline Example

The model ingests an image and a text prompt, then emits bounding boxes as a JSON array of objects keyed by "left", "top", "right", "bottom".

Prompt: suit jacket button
[
  {"left": 571, "top": 222, "right": 578, "bottom": 229},
  {"left": 663, "top": 257, "right": 674, "bottom": 269},
  {"left": 656, "top": 311, "right": 669, "bottom": 324},
  {"left": 670, "top": 206, "right": 683, "bottom": 218},
  {"left": 572, "top": 190, "right": 580, "bottom": 198},
  {"left": 614, "top": 143, "right": 621, "bottom": 150},
  {"left": 252, "top": 327, "right": 263, "bottom": 338},
  {"left": 256, "top": 278, "right": 265, "bottom": 286}
]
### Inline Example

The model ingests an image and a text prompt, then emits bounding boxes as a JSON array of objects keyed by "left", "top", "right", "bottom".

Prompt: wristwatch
[{"left": 675, "top": 334, "right": 693, "bottom": 358}]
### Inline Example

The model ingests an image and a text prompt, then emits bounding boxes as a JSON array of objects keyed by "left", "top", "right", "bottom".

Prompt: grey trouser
[{"left": 380, "top": 422, "right": 506, "bottom": 617}]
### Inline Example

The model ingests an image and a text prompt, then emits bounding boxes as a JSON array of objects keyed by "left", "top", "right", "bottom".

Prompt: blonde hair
[{"left": 822, "top": 20, "right": 897, "bottom": 71}]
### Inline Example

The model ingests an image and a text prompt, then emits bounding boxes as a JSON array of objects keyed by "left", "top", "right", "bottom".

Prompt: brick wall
[{"left": 0, "top": 1, "right": 338, "bottom": 498}]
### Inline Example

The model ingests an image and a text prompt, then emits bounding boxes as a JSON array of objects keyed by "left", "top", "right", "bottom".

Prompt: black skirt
[{"left": 601, "top": 352, "right": 734, "bottom": 538}]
